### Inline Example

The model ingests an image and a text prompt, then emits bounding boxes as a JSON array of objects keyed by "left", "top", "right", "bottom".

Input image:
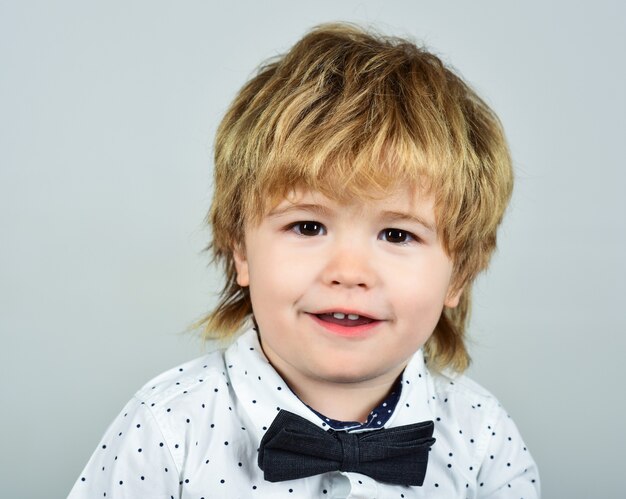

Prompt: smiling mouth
[{"left": 313, "top": 312, "right": 377, "bottom": 327}]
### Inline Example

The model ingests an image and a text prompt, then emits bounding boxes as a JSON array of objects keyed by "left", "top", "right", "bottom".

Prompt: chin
[{"left": 311, "top": 363, "right": 390, "bottom": 385}]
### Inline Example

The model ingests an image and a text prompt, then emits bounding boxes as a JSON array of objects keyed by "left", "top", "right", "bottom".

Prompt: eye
[
  {"left": 379, "top": 228, "right": 417, "bottom": 244},
  {"left": 289, "top": 221, "right": 326, "bottom": 237}
]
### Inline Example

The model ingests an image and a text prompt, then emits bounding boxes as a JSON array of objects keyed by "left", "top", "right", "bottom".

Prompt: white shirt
[{"left": 68, "top": 328, "right": 540, "bottom": 498}]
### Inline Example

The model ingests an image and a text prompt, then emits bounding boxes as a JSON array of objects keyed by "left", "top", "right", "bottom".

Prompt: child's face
[{"left": 233, "top": 186, "right": 461, "bottom": 387}]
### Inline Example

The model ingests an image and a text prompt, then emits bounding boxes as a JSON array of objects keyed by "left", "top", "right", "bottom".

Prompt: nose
[{"left": 321, "top": 238, "right": 376, "bottom": 289}]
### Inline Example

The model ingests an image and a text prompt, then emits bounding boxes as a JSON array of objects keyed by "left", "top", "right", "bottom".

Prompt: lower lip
[{"left": 307, "top": 313, "right": 383, "bottom": 338}]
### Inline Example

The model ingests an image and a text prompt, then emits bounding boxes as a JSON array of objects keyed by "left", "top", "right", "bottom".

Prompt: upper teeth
[{"left": 332, "top": 312, "right": 360, "bottom": 320}]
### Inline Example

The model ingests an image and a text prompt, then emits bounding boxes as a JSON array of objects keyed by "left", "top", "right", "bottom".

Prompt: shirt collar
[{"left": 305, "top": 377, "right": 402, "bottom": 431}]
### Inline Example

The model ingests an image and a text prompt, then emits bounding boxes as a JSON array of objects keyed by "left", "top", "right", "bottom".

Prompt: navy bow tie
[{"left": 258, "top": 410, "right": 436, "bottom": 486}]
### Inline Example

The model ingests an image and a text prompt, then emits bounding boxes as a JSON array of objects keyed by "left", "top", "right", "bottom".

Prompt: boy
[{"left": 69, "top": 23, "right": 540, "bottom": 498}]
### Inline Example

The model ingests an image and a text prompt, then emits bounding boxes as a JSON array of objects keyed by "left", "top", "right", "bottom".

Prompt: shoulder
[
  {"left": 429, "top": 367, "right": 510, "bottom": 428},
  {"left": 428, "top": 370, "right": 541, "bottom": 495},
  {"left": 68, "top": 345, "right": 241, "bottom": 498},
  {"left": 118, "top": 343, "right": 240, "bottom": 469},
  {"left": 431, "top": 368, "right": 502, "bottom": 414},
  {"left": 132, "top": 344, "right": 231, "bottom": 410},
  {"left": 427, "top": 368, "right": 513, "bottom": 458}
]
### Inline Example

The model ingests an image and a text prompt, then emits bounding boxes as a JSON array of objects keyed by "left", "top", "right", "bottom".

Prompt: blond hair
[{"left": 200, "top": 23, "right": 513, "bottom": 373}]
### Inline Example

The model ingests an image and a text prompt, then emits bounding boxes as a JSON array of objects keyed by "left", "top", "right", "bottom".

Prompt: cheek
[
  {"left": 392, "top": 261, "right": 453, "bottom": 314},
  {"left": 248, "top": 249, "right": 291, "bottom": 288},
  {"left": 246, "top": 246, "right": 306, "bottom": 310},
  {"left": 249, "top": 242, "right": 320, "bottom": 286}
]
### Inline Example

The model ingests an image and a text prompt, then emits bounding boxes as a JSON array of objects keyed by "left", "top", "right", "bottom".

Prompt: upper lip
[{"left": 308, "top": 308, "right": 382, "bottom": 321}]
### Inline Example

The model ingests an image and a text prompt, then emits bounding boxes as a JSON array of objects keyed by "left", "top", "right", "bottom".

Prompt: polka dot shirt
[{"left": 68, "top": 328, "right": 540, "bottom": 498}]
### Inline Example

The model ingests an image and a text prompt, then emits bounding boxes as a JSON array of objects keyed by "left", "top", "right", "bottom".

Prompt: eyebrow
[
  {"left": 380, "top": 210, "right": 436, "bottom": 233},
  {"left": 267, "top": 203, "right": 333, "bottom": 218},
  {"left": 268, "top": 203, "right": 436, "bottom": 233}
]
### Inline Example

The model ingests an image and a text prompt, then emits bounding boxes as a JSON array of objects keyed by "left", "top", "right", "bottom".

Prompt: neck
[
  {"left": 295, "top": 374, "right": 402, "bottom": 423},
  {"left": 265, "top": 356, "right": 405, "bottom": 422}
]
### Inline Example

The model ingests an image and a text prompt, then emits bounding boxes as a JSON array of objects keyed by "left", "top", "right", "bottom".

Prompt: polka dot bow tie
[{"left": 258, "top": 410, "right": 436, "bottom": 486}]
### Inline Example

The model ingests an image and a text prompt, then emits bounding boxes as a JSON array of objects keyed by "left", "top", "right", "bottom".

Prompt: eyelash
[
  {"left": 288, "top": 221, "right": 327, "bottom": 237},
  {"left": 380, "top": 228, "right": 418, "bottom": 245},
  {"left": 287, "top": 221, "right": 419, "bottom": 245}
]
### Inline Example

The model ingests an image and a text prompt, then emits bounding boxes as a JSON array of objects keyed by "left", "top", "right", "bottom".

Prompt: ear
[
  {"left": 232, "top": 244, "right": 250, "bottom": 287},
  {"left": 444, "top": 285, "right": 464, "bottom": 308}
]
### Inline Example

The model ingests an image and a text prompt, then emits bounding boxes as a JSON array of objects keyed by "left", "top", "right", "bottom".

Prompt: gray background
[{"left": 1, "top": 1, "right": 625, "bottom": 498}]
